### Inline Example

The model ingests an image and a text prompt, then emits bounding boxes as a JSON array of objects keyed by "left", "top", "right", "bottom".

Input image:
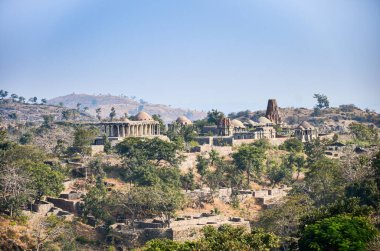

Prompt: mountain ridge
[{"left": 48, "top": 93, "right": 207, "bottom": 123}]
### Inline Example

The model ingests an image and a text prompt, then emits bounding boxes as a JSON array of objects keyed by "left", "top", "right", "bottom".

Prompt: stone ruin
[
  {"left": 184, "top": 185, "right": 291, "bottom": 209},
  {"left": 109, "top": 214, "right": 250, "bottom": 248},
  {"left": 265, "top": 99, "right": 282, "bottom": 125},
  {"left": 27, "top": 199, "right": 75, "bottom": 221}
]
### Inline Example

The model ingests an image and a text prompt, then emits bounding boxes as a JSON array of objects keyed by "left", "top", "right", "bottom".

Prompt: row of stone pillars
[{"left": 103, "top": 124, "right": 160, "bottom": 137}]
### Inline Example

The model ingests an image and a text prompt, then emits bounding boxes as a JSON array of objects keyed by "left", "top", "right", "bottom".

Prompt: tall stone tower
[
  {"left": 265, "top": 99, "right": 282, "bottom": 125},
  {"left": 218, "top": 117, "right": 233, "bottom": 136}
]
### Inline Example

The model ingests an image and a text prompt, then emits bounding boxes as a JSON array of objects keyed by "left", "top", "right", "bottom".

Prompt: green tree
[
  {"left": 252, "top": 139, "right": 271, "bottom": 150},
  {"left": 209, "top": 149, "right": 220, "bottom": 166},
  {"left": 68, "top": 126, "right": 98, "bottom": 156},
  {"left": 207, "top": 109, "right": 225, "bottom": 125},
  {"left": 304, "top": 157, "right": 345, "bottom": 206},
  {"left": 95, "top": 107, "right": 102, "bottom": 120},
  {"left": 266, "top": 160, "right": 292, "bottom": 187},
  {"left": 0, "top": 90, "right": 8, "bottom": 99},
  {"left": 313, "top": 93, "right": 329, "bottom": 109},
  {"left": 41, "top": 98, "right": 47, "bottom": 104},
  {"left": 109, "top": 107, "right": 116, "bottom": 121},
  {"left": 196, "top": 155, "right": 209, "bottom": 185},
  {"left": 18, "top": 96, "right": 25, "bottom": 103},
  {"left": 29, "top": 96, "right": 38, "bottom": 103},
  {"left": 19, "top": 132, "right": 33, "bottom": 145},
  {"left": 27, "top": 163, "right": 64, "bottom": 202},
  {"left": 76, "top": 102, "right": 81, "bottom": 111},
  {"left": 348, "top": 122, "right": 378, "bottom": 144},
  {"left": 199, "top": 225, "right": 279, "bottom": 251},
  {"left": 232, "top": 144, "right": 265, "bottom": 186},
  {"left": 167, "top": 122, "right": 197, "bottom": 145},
  {"left": 42, "top": 114, "right": 54, "bottom": 128},
  {"left": 54, "top": 139, "right": 67, "bottom": 156},
  {"left": 116, "top": 185, "right": 184, "bottom": 227},
  {"left": 304, "top": 138, "right": 326, "bottom": 165},
  {"left": 284, "top": 152, "right": 305, "bottom": 181},
  {"left": 299, "top": 198, "right": 372, "bottom": 230},
  {"left": 10, "top": 93, "right": 18, "bottom": 101},
  {"left": 281, "top": 138, "right": 304, "bottom": 152},
  {"left": 116, "top": 137, "right": 182, "bottom": 167},
  {"left": 180, "top": 169, "right": 196, "bottom": 191},
  {"left": 103, "top": 135, "right": 111, "bottom": 153},
  {"left": 299, "top": 215, "right": 377, "bottom": 251},
  {"left": 345, "top": 179, "right": 379, "bottom": 209},
  {"left": 82, "top": 182, "right": 113, "bottom": 224}
]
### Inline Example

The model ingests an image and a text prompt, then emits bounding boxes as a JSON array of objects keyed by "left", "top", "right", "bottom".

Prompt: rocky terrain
[
  {"left": 48, "top": 93, "right": 207, "bottom": 123},
  {"left": 0, "top": 101, "right": 95, "bottom": 123},
  {"left": 230, "top": 104, "right": 380, "bottom": 131}
]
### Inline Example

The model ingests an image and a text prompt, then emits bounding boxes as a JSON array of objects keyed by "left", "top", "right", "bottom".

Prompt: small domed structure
[
  {"left": 247, "top": 119, "right": 258, "bottom": 127},
  {"left": 135, "top": 111, "right": 153, "bottom": 121},
  {"left": 297, "top": 121, "right": 314, "bottom": 129},
  {"left": 258, "top": 117, "right": 272, "bottom": 124},
  {"left": 231, "top": 119, "right": 245, "bottom": 128},
  {"left": 176, "top": 115, "right": 192, "bottom": 125},
  {"left": 295, "top": 121, "right": 318, "bottom": 142}
]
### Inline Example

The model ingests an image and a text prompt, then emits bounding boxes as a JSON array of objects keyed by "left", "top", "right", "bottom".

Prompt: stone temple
[{"left": 94, "top": 111, "right": 161, "bottom": 145}]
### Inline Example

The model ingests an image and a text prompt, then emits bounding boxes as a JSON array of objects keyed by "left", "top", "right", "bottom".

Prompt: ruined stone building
[
  {"left": 218, "top": 117, "right": 234, "bottom": 136},
  {"left": 94, "top": 111, "right": 160, "bottom": 144},
  {"left": 196, "top": 115, "right": 276, "bottom": 146},
  {"left": 265, "top": 99, "right": 282, "bottom": 125},
  {"left": 294, "top": 121, "right": 318, "bottom": 142}
]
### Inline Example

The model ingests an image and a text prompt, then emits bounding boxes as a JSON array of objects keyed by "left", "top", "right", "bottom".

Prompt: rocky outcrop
[{"left": 265, "top": 99, "right": 281, "bottom": 124}]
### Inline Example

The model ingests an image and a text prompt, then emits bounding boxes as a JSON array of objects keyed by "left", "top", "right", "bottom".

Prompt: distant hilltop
[{"left": 48, "top": 93, "right": 207, "bottom": 123}]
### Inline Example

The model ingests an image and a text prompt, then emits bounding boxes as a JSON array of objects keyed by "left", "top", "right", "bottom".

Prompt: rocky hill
[
  {"left": 0, "top": 100, "right": 94, "bottom": 123},
  {"left": 48, "top": 93, "right": 207, "bottom": 123},
  {"left": 229, "top": 104, "right": 380, "bottom": 133}
]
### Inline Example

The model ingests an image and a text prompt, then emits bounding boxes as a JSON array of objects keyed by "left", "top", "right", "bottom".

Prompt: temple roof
[
  {"left": 247, "top": 119, "right": 259, "bottom": 126},
  {"left": 258, "top": 116, "right": 272, "bottom": 124},
  {"left": 135, "top": 111, "right": 153, "bottom": 121},
  {"left": 297, "top": 121, "right": 314, "bottom": 129},
  {"left": 176, "top": 115, "right": 192, "bottom": 125},
  {"left": 231, "top": 119, "right": 245, "bottom": 128}
]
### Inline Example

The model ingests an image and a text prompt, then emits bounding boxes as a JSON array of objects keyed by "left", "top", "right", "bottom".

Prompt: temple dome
[
  {"left": 231, "top": 119, "right": 245, "bottom": 128},
  {"left": 258, "top": 117, "right": 272, "bottom": 124},
  {"left": 135, "top": 111, "right": 153, "bottom": 121},
  {"left": 247, "top": 119, "right": 258, "bottom": 126},
  {"left": 298, "top": 121, "right": 314, "bottom": 129},
  {"left": 176, "top": 116, "right": 192, "bottom": 125}
]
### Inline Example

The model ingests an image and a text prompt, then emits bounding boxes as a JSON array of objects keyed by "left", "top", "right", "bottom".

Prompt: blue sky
[{"left": 1, "top": 0, "right": 379, "bottom": 113}]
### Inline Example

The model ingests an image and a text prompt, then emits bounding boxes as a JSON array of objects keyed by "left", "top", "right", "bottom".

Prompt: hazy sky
[{"left": 1, "top": 0, "right": 379, "bottom": 113}]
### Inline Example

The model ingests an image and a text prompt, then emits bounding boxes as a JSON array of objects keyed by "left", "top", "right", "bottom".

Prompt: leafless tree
[
  {"left": 0, "top": 165, "right": 31, "bottom": 217},
  {"left": 340, "top": 149, "right": 374, "bottom": 183},
  {"left": 33, "top": 215, "right": 74, "bottom": 251}
]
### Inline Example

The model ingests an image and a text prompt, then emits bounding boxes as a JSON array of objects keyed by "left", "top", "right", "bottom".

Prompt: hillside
[
  {"left": 48, "top": 93, "right": 207, "bottom": 123},
  {"left": 0, "top": 101, "right": 94, "bottom": 123},
  {"left": 229, "top": 105, "right": 380, "bottom": 132}
]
